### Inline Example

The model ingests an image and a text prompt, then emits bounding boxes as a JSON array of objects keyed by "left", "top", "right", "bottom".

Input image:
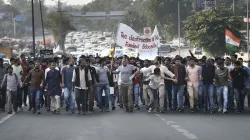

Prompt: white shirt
[
  {"left": 147, "top": 75, "right": 162, "bottom": 89},
  {"left": 12, "top": 65, "right": 23, "bottom": 82},
  {"left": 72, "top": 68, "right": 92, "bottom": 89},
  {"left": 140, "top": 64, "right": 175, "bottom": 85},
  {"left": 141, "top": 67, "right": 151, "bottom": 81}
]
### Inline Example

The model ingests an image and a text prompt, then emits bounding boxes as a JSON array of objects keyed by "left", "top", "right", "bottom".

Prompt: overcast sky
[{"left": 45, "top": 0, "right": 92, "bottom": 5}]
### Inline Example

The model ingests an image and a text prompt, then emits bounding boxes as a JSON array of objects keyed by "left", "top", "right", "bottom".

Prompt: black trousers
[
  {"left": 22, "top": 86, "right": 29, "bottom": 105},
  {"left": 75, "top": 88, "right": 88, "bottom": 112},
  {"left": 0, "top": 87, "right": 6, "bottom": 109},
  {"left": 17, "top": 87, "right": 22, "bottom": 108}
]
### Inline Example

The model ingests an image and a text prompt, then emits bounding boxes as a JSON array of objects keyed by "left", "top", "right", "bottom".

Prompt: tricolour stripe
[{"left": 225, "top": 29, "right": 240, "bottom": 46}]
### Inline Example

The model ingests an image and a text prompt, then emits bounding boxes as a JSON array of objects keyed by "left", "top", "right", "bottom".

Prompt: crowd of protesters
[{"left": 0, "top": 52, "right": 249, "bottom": 115}]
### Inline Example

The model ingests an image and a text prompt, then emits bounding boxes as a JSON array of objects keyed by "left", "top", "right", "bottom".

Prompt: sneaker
[
  {"left": 223, "top": 109, "right": 228, "bottom": 114},
  {"left": 24, "top": 103, "right": 28, "bottom": 107},
  {"left": 106, "top": 109, "right": 110, "bottom": 112},
  {"left": 99, "top": 109, "right": 103, "bottom": 112},
  {"left": 52, "top": 110, "right": 56, "bottom": 114},
  {"left": 18, "top": 107, "right": 23, "bottom": 111},
  {"left": 78, "top": 111, "right": 82, "bottom": 115},
  {"left": 125, "top": 108, "right": 129, "bottom": 112},
  {"left": 129, "top": 108, "right": 133, "bottom": 112},
  {"left": 56, "top": 110, "right": 60, "bottom": 114},
  {"left": 190, "top": 109, "right": 194, "bottom": 113},
  {"left": 46, "top": 108, "right": 50, "bottom": 112},
  {"left": 135, "top": 105, "right": 140, "bottom": 110},
  {"left": 112, "top": 106, "right": 116, "bottom": 110},
  {"left": 148, "top": 108, "right": 153, "bottom": 113},
  {"left": 178, "top": 108, "right": 184, "bottom": 112},
  {"left": 120, "top": 104, "right": 123, "bottom": 108},
  {"left": 89, "top": 107, "right": 93, "bottom": 111},
  {"left": 36, "top": 110, "right": 41, "bottom": 115},
  {"left": 218, "top": 108, "right": 222, "bottom": 113},
  {"left": 210, "top": 109, "right": 215, "bottom": 114},
  {"left": 8, "top": 111, "right": 12, "bottom": 114},
  {"left": 32, "top": 108, "right": 36, "bottom": 114},
  {"left": 65, "top": 107, "right": 69, "bottom": 112}
]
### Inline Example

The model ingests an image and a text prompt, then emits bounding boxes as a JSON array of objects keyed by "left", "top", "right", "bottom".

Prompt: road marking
[
  {"left": 155, "top": 114, "right": 199, "bottom": 140},
  {"left": 0, "top": 113, "right": 15, "bottom": 125}
]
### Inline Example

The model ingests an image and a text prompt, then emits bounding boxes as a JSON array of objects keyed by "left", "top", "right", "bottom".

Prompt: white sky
[{"left": 45, "top": 0, "right": 92, "bottom": 5}]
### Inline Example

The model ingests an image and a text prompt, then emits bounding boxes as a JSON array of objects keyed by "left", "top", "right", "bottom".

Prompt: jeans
[
  {"left": 98, "top": 84, "right": 110, "bottom": 109},
  {"left": 172, "top": 85, "right": 184, "bottom": 110},
  {"left": 164, "top": 86, "right": 172, "bottom": 110},
  {"left": 198, "top": 84, "right": 203, "bottom": 108},
  {"left": 64, "top": 87, "right": 75, "bottom": 112},
  {"left": 203, "top": 84, "right": 215, "bottom": 110},
  {"left": 109, "top": 87, "right": 115, "bottom": 107},
  {"left": 133, "top": 84, "right": 140, "bottom": 105},
  {"left": 31, "top": 89, "right": 41, "bottom": 110},
  {"left": 233, "top": 88, "right": 245, "bottom": 111},
  {"left": 217, "top": 86, "right": 228, "bottom": 110},
  {"left": 22, "top": 86, "right": 29, "bottom": 105}
]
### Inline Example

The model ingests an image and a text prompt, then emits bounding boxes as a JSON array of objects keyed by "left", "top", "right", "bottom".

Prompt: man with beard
[
  {"left": 186, "top": 57, "right": 201, "bottom": 113},
  {"left": 45, "top": 61, "right": 61, "bottom": 114},
  {"left": 112, "top": 58, "right": 140, "bottom": 112},
  {"left": 201, "top": 58, "right": 216, "bottom": 113},
  {"left": 20, "top": 54, "right": 29, "bottom": 107},
  {"left": 61, "top": 57, "right": 75, "bottom": 113},
  {"left": 172, "top": 58, "right": 186, "bottom": 112},
  {"left": 163, "top": 57, "right": 173, "bottom": 111},
  {"left": 140, "top": 56, "right": 175, "bottom": 113},
  {"left": 24, "top": 61, "right": 44, "bottom": 114},
  {"left": 140, "top": 60, "right": 151, "bottom": 109},
  {"left": 214, "top": 60, "right": 229, "bottom": 113},
  {"left": 12, "top": 58, "right": 23, "bottom": 111},
  {"left": 72, "top": 58, "right": 93, "bottom": 115}
]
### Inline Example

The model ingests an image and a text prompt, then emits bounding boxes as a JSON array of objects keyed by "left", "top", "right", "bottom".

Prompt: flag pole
[{"left": 247, "top": 0, "right": 249, "bottom": 60}]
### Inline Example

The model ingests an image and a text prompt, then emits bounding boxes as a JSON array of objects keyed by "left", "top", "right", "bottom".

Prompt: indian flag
[{"left": 225, "top": 29, "right": 240, "bottom": 52}]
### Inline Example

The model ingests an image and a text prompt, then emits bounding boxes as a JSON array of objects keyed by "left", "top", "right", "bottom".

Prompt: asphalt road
[{"left": 0, "top": 105, "right": 250, "bottom": 140}]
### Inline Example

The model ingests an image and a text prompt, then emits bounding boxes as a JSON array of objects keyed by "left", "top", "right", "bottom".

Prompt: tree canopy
[
  {"left": 184, "top": 4, "right": 243, "bottom": 56},
  {"left": 44, "top": 12, "right": 76, "bottom": 52}
]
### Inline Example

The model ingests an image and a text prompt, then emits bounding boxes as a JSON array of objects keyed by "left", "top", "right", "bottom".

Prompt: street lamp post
[
  {"left": 178, "top": 1, "right": 181, "bottom": 56},
  {"left": 31, "top": 0, "right": 36, "bottom": 58},
  {"left": 247, "top": 0, "right": 249, "bottom": 59},
  {"left": 39, "top": 0, "right": 46, "bottom": 49}
]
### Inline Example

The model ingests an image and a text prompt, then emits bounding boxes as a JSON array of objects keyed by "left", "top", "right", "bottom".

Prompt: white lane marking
[
  {"left": 0, "top": 113, "right": 15, "bottom": 125},
  {"left": 155, "top": 114, "right": 199, "bottom": 140}
]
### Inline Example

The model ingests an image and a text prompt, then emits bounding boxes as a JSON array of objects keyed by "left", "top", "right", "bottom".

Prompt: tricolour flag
[{"left": 225, "top": 29, "right": 240, "bottom": 52}]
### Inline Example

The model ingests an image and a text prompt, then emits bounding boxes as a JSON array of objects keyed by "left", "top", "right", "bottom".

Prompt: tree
[
  {"left": 184, "top": 4, "right": 243, "bottom": 56},
  {"left": 144, "top": 0, "right": 193, "bottom": 40},
  {"left": 122, "top": 0, "right": 148, "bottom": 33},
  {"left": 44, "top": 12, "right": 76, "bottom": 52}
]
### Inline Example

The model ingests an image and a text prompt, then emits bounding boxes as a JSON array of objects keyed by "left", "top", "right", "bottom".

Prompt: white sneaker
[
  {"left": 218, "top": 108, "right": 222, "bottom": 113},
  {"left": 148, "top": 108, "right": 153, "bottom": 113},
  {"left": 223, "top": 108, "right": 228, "bottom": 114}
]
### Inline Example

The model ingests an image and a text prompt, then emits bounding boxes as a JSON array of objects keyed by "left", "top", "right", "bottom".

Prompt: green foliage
[
  {"left": 44, "top": 12, "right": 76, "bottom": 51},
  {"left": 122, "top": 0, "right": 148, "bottom": 33},
  {"left": 184, "top": 4, "right": 243, "bottom": 56},
  {"left": 144, "top": 0, "right": 193, "bottom": 39}
]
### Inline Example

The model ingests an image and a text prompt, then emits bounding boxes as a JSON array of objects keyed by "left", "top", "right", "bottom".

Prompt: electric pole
[
  {"left": 39, "top": 0, "right": 46, "bottom": 49},
  {"left": 31, "top": 0, "right": 36, "bottom": 58}
]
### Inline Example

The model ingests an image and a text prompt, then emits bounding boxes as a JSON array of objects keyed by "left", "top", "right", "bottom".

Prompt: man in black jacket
[
  {"left": 0, "top": 58, "right": 7, "bottom": 111},
  {"left": 201, "top": 58, "right": 216, "bottom": 113}
]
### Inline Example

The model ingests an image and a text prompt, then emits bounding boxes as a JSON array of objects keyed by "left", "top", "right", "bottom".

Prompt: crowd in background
[{"left": 0, "top": 52, "right": 249, "bottom": 115}]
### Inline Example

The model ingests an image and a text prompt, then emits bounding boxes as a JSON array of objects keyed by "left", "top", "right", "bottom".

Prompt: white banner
[{"left": 116, "top": 23, "right": 160, "bottom": 60}]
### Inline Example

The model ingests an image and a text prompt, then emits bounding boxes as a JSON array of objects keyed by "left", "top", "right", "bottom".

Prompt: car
[
  {"left": 158, "top": 44, "right": 172, "bottom": 56},
  {"left": 193, "top": 47, "right": 202, "bottom": 55}
]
